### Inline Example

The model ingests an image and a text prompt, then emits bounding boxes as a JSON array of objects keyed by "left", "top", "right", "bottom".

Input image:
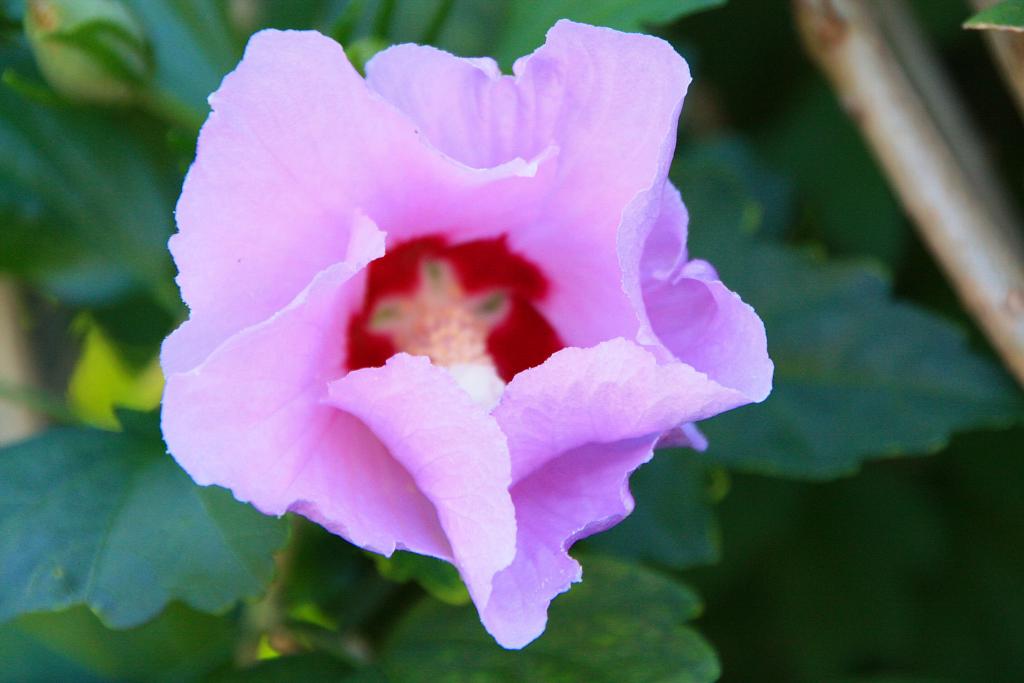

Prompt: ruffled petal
[
  {"left": 639, "top": 182, "right": 690, "bottom": 283},
  {"left": 327, "top": 355, "right": 516, "bottom": 608},
  {"left": 514, "top": 22, "right": 691, "bottom": 348},
  {"left": 367, "top": 21, "right": 691, "bottom": 349},
  {"left": 634, "top": 174, "right": 772, "bottom": 402},
  {"left": 163, "top": 211, "right": 382, "bottom": 375},
  {"left": 163, "top": 223, "right": 458, "bottom": 560},
  {"left": 643, "top": 268, "right": 773, "bottom": 403},
  {"left": 482, "top": 339, "right": 747, "bottom": 647},
  {"left": 366, "top": 46, "right": 536, "bottom": 170},
  {"left": 172, "top": 29, "right": 553, "bottom": 371}
]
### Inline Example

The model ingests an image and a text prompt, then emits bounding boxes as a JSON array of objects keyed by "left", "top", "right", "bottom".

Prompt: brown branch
[
  {"left": 878, "top": 0, "right": 1018, "bottom": 231},
  {"left": 794, "top": 0, "right": 1024, "bottom": 387},
  {"left": 0, "top": 280, "right": 44, "bottom": 444},
  {"left": 969, "top": 0, "right": 1024, "bottom": 119}
]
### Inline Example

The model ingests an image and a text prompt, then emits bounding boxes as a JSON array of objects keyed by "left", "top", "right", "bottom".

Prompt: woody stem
[{"left": 793, "top": 0, "right": 1024, "bottom": 387}]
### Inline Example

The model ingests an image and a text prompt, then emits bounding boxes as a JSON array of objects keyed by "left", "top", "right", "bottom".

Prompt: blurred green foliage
[{"left": 0, "top": 0, "right": 1022, "bottom": 681}]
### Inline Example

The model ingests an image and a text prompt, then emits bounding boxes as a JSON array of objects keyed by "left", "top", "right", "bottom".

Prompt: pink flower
[{"left": 161, "top": 21, "right": 772, "bottom": 649}]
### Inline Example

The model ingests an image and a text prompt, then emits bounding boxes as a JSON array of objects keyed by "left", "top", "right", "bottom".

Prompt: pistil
[
  {"left": 346, "top": 235, "right": 564, "bottom": 393},
  {"left": 369, "top": 260, "right": 509, "bottom": 368}
]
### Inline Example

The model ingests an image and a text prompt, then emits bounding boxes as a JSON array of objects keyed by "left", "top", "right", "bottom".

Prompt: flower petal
[
  {"left": 639, "top": 182, "right": 690, "bottom": 283},
  {"left": 327, "top": 355, "right": 516, "bottom": 608},
  {"left": 163, "top": 226, "right": 458, "bottom": 560},
  {"left": 643, "top": 270, "right": 773, "bottom": 403},
  {"left": 634, "top": 175, "right": 772, "bottom": 402},
  {"left": 483, "top": 438, "right": 661, "bottom": 649},
  {"left": 366, "top": 46, "right": 534, "bottom": 170},
  {"left": 163, "top": 211, "right": 383, "bottom": 375},
  {"left": 172, "top": 29, "right": 553, "bottom": 371},
  {"left": 482, "top": 339, "right": 746, "bottom": 647},
  {"left": 514, "top": 22, "right": 692, "bottom": 348},
  {"left": 367, "top": 21, "right": 691, "bottom": 349}
]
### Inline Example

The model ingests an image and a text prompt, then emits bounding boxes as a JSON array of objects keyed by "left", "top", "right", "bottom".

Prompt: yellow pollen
[{"left": 369, "top": 260, "right": 508, "bottom": 367}]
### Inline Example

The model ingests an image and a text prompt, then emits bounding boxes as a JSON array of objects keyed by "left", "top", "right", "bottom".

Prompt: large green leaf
[
  {"left": 495, "top": 0, "right": 725, "bottom": 67},
  {"left": 0, "top": 80, "right": 179, "bottom": 305},
  {"left": 210, "top": 654, "right": 386, "bottom": 683},
  {"left": 0, "top": 604, "right": 235, "bottom": 683},
  {"left": 0, "top": 418, "right": 288, "bottom": 627},
  {"left": 674, "top": 142, "right": 1024, "bottom": 479},
  {"left": 381, "top": 555, "right": 719, "bottom": 682},
  {"left": 964, "top": 0, "right": 1024, "bottom": 31},
  {"left": 586, "top": 451, "right": 721, "bottom": 570}
]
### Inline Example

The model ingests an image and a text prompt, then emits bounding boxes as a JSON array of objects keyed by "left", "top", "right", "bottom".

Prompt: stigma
[
  {"left": 369, "top": 260, "right": 509, "bottom": 367},
  {"left": 346, "top": 235, "right": 565, "bottom": 403},
  {"left": 368, "top": 260, "right": 510, "bottom": 409}
]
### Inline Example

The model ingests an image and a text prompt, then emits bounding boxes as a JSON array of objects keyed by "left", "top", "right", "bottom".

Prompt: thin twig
[
  {"left": 237, "top": 516, "right": 303, "bottom": 665},
  {"left": 878, "top": 0, "right": 1017, "bottom": 231},
  {"left": 793, "top": 0, "right": 1024, "bottom": 387},
  {"left": 969, "top": 0, "right": 1024, "bottom": 119}
]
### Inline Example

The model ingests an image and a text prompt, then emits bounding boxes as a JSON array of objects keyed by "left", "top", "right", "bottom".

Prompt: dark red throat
[{"left": 346, "top": 235, "right": 564, "bottom": 382}]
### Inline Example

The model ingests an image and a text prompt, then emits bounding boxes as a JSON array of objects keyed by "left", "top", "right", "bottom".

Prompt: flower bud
[{"left": 24, "top": 0, "right": 151, "bottom": 105}]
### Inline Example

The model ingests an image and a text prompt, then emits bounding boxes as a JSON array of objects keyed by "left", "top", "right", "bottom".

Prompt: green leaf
[
  {"left": 373, "top": 551, "right": 469, "bottom": 606},
  {"left": 495, "top": 0, "right": 725, "bottom": 67},
  {"left": 1, "top": 0, "right": 23, "bottom": 22},
  {"left": 586, "top": 451, "right": 721, "bottom": 569},
  {"left": 0, "top": 603, "right": 235, "bottom": 683},
  {"left": 0, "top": 80, "right": 179, "bottom": 305},
  {"left": 703, "top": 242, "right": 1023, "bottom": 478},
  {"left": 89, "top": 291, "right": 177, "bottom": 370},
  {"left": 0, "top": 422, "right": 288, "bottom": 627},
  {"left": 67, "top": 320, "right": 163, "bottom": 430},
  {"left": 681, "top": 137, "right": 793, "bottom": 240},
  {"left": 756, "top": 84, "right": 908, "bottom": 266},
  {"left": 964, "top": 0, "right": 1024, "bottom": 31},
  {"left": 381, "top": 555, "right": 719, "bottom": 682},
  {"left": 674, "top": 142, "right": 1024, "bottom": 479},
  {"left": 209, "top": 654, "right": 386, "bottom": 683}
]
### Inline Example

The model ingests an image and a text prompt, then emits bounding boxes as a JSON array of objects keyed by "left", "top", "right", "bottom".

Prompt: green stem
[
  {"left": 1, "top": 68, "right": 64, "bottom": 108},
  {"left": 329, "top": 0, "right": 365, "bottom": 44},
  {"left": 422, "top": 0, "right": 455, "bottom": 45},
  {"left": 138, "top": 87, "right": 204, "bottom": 133},
  {"left": 0, "top": 380, "right": 78, "bottom": 424},
  {"left": 372, "top": 0, "right": 395, "bottom": 39}
]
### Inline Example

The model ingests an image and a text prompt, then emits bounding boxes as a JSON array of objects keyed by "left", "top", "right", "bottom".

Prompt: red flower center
[{"left": 347, "top": 236, "right": 564, "bottom": 382}]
